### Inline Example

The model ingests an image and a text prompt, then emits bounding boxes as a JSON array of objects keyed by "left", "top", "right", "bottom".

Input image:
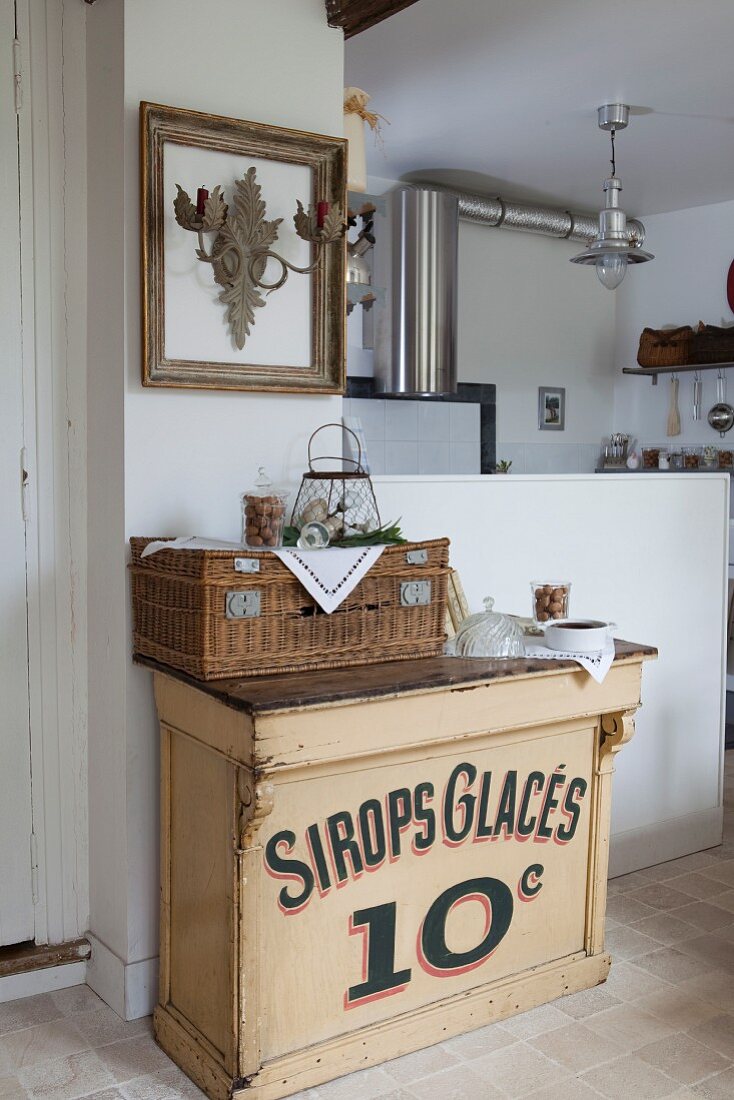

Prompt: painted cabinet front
[{"left": 149, "top": 647, "right": 654, "bottom": 1100}]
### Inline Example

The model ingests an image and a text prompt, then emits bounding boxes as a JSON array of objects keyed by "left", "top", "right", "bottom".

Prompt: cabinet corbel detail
[
  {"left": 237, "top": 775, "right": 275, "bottom": 851},
  {"left": 600, "top": 709, "right": 637, "bottom": 763},
  {"left": 586, "top": 708, "right": 639, "bottom": 955}
]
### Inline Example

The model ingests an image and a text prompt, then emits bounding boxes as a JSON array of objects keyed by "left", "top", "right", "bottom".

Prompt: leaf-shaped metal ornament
[
  {"left": 207, "top": 168, "right": 283, "bottom": 350},
  {"left": 294, "top": 200, "right": 344, "bottom": 244},
  {"left": 294, "top": 200, "right": 315, "bottom": 242},
  {"left": 201, "top": 185, "right": 228, "bottom": 233},
  {"left": 319, "top": 204, "right": 344, "bottom": 243},
  {"left": 173, "top": 166, "right": 341, "bottom": 351},
  {"left": 173, "top": 185, "right": 200, "bottom": 231}
]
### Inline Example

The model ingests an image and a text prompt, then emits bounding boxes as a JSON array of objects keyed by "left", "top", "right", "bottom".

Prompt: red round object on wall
[{"left": 728, "top": 260, "right": 734, "bottom": 314}]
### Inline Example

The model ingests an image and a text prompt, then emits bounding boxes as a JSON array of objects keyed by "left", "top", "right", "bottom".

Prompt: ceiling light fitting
[{"left": 570, "top": 104, "right": 653, "bottom": 290}]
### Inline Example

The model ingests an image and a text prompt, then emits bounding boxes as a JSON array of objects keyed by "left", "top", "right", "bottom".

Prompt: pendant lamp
[{"left": 570, "top": 104, "right": 654, "bottom": 289}]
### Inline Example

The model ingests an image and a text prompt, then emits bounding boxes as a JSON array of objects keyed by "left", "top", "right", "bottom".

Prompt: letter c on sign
[
  {"left": 518, "top": 863, "right": 544, "bottom": 902},
  {"left": 417, "top": 876, "right": 513, "bottom": 978}
]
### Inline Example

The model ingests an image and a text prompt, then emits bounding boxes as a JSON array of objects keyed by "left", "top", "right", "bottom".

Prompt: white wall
[
  {"left": 374, "top": 473, "right": 728, "bottom": 874},
  {"left": 458, "top": 225, "right": 616, "bottom": 473},
  {"left": 614, "top": 199, "right": 734, "bottom": 448},
  {"left": 347, "top": 181, "right": 616, "bottom": 475},
  {"left": 86, "top": 0, "right": 344, "bottom": 1017}
]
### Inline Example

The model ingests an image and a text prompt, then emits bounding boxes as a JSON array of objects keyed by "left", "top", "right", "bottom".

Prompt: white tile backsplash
[
  {"left": 579, "top": 443, "right": 602, "bottom": 472},
  {"left": 385, "top": 440, "right": 419, "bottom": 474},
  {"left": 495, "top": 443, "right": 526, "bottom": 474},
  {"left": 450, "top": 402, "right": 480, "bottom": 441},
  {"left": 503, "top": 442, "right": 598, "bottom": 475},
  {"left": 363, "top": 439, "right": 386, "bottom": 475},
  {"left": 347, "top": 396, "right": 482, "bottom": 475},
  {"left": 418, "top": 401, "right": 451, "bottom": 442},
  {"left": 450, "top": 440, "right": 480, "bottom": 474},
  {"left": 418, "top": 440, "right": 451, "bottom": 475},
  {"left": 350, "top": 398, "right": 385, "bottom": 440},
  {"left": 385, "top": 400, "right": 419, "bottom": 441}
]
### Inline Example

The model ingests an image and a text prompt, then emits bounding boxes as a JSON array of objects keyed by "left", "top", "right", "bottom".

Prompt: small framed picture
[{"left": 538, "top": 386, "right": 566, "bottom": 431}]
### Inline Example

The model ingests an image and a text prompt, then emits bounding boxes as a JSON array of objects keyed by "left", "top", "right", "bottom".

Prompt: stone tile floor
[{"left": 2, "top": 755, "right": 734, "bottom": 1099}]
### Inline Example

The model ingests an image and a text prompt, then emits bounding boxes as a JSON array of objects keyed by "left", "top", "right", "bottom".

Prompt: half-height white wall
[{"left": 374, "top": 473, "right": 728, "bottom": 875}]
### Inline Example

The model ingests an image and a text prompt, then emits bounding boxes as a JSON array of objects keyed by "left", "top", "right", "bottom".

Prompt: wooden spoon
[{"left": 667, "top": 375, "right": 681, "bottom": 436}]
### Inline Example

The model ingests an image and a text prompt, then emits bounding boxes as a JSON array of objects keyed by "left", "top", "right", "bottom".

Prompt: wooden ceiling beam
[{"left": 326, "top": 0, "right": 421, "bottom": 39}]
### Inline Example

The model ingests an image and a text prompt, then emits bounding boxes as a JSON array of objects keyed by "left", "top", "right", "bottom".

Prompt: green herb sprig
[{"left": 282, "top": 520, "right": 407, "bottom": 549}]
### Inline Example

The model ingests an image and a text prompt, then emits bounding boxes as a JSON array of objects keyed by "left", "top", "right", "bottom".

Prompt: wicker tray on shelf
[{"left": 129, "top": 537, "right": 450, "bottom": 681}]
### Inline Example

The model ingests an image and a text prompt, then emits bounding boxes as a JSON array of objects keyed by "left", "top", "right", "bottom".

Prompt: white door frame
[
  {"left": 14, "top": 0, "right": 88, "bottom": 950},
  {"left": 0, "top": 0, "right": 34, "bottom": 947}
]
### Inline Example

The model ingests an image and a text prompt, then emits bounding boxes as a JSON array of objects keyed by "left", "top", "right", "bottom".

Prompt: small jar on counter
[
  {"left": 667, "top": 450, "right": 684, "bottom": 470},
  {"left": 719, "top": 449, "right": 733, "bottom": 470},
  {"left": 642, "top": 447, "right": 661, "bottom": 469},
  {"left": 531, "top": 581, "right": 571, "bottom": 623},
  {"left": 701, "top": 446, "right": 719, "bottom": 469},
  {"left": 683, "top": 447, "right": 701, "bottom": 470},
  {"left": 242, "top": 468, "right": 289, "bottom": 548}
]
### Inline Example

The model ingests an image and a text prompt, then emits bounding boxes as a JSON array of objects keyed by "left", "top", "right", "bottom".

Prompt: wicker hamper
[
  {"left": 691, "top": 323, "right": 734, "bottom": 365},
  {"left": 130, "top": 537, "right": 450, "bottom": 680},
  {"left": 637, "top": 325, "right": 693, "bottom": 368}
]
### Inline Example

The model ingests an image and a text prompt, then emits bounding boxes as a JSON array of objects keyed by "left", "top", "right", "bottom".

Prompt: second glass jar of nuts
[
  {"left": 242, "top": 467, "right": 289, "bottom": 548},
  {"left": 531, "top": 581, "right": 571, "bottom": 623}
]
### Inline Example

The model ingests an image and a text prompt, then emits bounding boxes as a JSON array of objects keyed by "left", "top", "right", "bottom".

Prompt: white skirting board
[
  {"left": 0, "top": 961, "right": 86, "bottom": 1004},
  {"left": 86, "top": 934, "right": 158, "bottom": 1021},
  {"left": 609, "top": 806, "right": 724, "bottom": 879}
]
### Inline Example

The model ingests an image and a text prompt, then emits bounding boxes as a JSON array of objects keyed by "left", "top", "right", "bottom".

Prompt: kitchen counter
[{"left": 145, "top": 642, "right": 655, "bottom": 1099}]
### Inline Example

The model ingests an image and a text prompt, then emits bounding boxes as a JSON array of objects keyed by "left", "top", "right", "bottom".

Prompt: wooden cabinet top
[{"left": 138, "top": 640, "right": 656, "bottom": 716}]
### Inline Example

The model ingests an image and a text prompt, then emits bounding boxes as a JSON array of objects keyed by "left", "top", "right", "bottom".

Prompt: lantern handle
[{"left": 308, "top": 423, "right": 365, "bottom": 473}]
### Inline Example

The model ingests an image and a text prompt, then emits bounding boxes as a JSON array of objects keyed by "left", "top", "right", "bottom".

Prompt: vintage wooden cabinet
[{"left": 146, "top": 642, "right": 656, "bottom": 1099}]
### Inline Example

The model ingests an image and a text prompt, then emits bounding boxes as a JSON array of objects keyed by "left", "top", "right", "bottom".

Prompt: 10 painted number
[{"left": 345, "top": 867, "right": 543, "bottom": 1010}]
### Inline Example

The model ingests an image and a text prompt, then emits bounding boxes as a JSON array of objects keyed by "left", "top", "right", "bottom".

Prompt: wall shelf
[
  {"left": 622, "top": 362, "right": 734, "bottom": 386},
  {"left": 595, "top": 466, "right": 732, "bottom": 475}
]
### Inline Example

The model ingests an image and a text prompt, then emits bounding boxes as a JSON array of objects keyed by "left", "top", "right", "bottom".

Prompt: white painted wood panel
[{"left": 0, "top": 0, "right": 34, "bottom": 946}]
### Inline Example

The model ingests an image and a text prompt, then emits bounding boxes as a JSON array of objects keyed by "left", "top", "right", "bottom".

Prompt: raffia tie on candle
[{"left": 343, "top": 87, "right": 389, "bottom": 135}]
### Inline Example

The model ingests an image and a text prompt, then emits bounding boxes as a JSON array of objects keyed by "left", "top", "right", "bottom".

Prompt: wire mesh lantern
[{"left": 291, "top": 424, "right": 381, "bottom": 542}]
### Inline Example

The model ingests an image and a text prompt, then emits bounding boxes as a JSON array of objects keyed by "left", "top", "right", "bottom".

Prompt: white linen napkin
[
  {"left": 523, "top": 641, "right": 616, "bottom": 684},
  {"left": 273, "top": 546, "right": 385, "bottom": 614}
]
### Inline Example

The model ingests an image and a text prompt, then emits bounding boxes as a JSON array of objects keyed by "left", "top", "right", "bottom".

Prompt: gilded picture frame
[{"left": 140, "top": 102, "right": 347, "bottom": 393}]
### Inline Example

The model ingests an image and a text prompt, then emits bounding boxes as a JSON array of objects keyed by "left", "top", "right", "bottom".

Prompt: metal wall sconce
[{"left": 174, "top": 166, "right": 344, "bottom": 349}]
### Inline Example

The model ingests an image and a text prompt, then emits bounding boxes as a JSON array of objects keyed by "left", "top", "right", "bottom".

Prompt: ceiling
[{"left": 345, "top": 0, "right": 734, "bottom": 216}]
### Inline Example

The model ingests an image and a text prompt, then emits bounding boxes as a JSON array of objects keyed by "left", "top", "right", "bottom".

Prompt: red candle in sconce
[
  {"left": 317, "top": 200, "right": 330, "bottom": 228},
  {"left": 196, "top": 187, "right": 209, "bottom": 218}
]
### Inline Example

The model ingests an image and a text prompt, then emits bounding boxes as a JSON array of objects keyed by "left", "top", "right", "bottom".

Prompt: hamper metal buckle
[
  {"left": 400, "top": 580, "right": 432, "bottom": 607},
  {"left": 225, "top": 591, "right": 262, "bottom": 619}
]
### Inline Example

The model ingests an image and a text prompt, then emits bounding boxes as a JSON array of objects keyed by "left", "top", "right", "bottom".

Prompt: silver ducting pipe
[
  {"left": 377, "top": 188, "right": 459, "bottom": 397},
  {"left": 414, "top": 183, "right": 646, "bottom": 246}
]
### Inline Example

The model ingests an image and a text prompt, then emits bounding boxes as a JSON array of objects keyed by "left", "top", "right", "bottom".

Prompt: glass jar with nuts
[
  {"left": 531, "top": 581, "right": 571, "bottom": 623},
  {"left": 242, "top": 467, "right": 289, "bottom": 549}
]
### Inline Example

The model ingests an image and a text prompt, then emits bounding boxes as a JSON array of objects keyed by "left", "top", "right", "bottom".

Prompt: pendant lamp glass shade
[
  {"left": 596, "top": 255, "right": 627, "bottom": 289},
  {"left": 570, "top": 106, "right": 654, "bottom": 289}
]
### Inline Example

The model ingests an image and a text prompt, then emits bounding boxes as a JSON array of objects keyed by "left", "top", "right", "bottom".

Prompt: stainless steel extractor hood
[
  {"left": 374, "top": 181, "right": 647, "bottom": 398},
  {"left": 376, "top": 188, "right": 459, "bottom": 396}
]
